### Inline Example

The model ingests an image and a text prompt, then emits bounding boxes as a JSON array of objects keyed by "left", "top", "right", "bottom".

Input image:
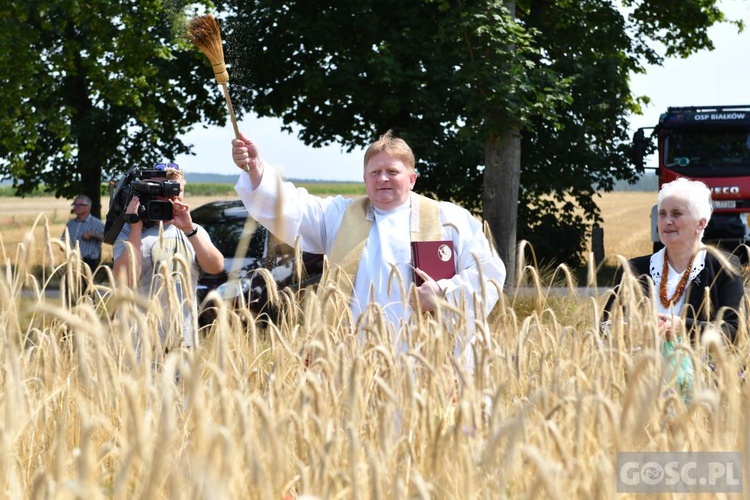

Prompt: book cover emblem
[
  {"left": 437, "top": 243, "right": 452, "bottom": 262},
  {"left": 411, "top": 240, "right": 455, "bottom": 286}
]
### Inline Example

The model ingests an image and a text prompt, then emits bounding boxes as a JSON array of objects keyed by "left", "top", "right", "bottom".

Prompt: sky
[{"left": 175, "top": 0, "right": 750, "bottom": 181}]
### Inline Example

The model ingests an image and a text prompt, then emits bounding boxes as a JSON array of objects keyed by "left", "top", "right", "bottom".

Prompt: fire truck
[{"left": 632, "top": 105, "right": 750, "bottom": 255}]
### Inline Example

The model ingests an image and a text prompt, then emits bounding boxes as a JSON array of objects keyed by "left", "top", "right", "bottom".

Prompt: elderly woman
[{"left": 604, "top": 177, "right": 744, "bottom": 344}]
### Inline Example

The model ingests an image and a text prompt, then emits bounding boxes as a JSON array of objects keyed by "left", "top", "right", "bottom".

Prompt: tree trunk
[
  {"left": 483, "top": 129, "right": 521, "bottom": 286},
  {"left": 76, "top": 120, "right": 105, "bottom": 219},
  {"left": 81, "top": 159, "right": 103, "bottom": 219},
  {"left": 70, "top": 37, "right": 105, "bottom": 220}
]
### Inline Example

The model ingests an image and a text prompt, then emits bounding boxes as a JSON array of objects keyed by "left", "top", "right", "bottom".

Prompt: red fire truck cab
[{"left": 632, "top": 105, "right": 750, "bottom": 256}]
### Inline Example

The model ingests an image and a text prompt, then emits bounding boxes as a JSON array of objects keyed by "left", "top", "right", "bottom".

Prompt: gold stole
[{"left": 321, "top": 193, "right": 442, "bottom": 309}]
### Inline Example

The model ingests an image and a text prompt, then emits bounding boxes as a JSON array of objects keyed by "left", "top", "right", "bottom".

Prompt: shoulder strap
[
  {"left": 323, "top": 193, "right": 444, "bottom": 303},
  {"left": 412, "top": 193, "right": 441, "bottom": 241},
  {"left": 329, "top": 196, "right": 371, "bottom": 271},
  {"left": 323, "top": 197, "right": 372, "bottom": 303}
]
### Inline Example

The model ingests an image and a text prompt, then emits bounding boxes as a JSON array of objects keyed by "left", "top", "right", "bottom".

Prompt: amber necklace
[{"left": 659, "top": 249, "right": 696, "bottom": 309}]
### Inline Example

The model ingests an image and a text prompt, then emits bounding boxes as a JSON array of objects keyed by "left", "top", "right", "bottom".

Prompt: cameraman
[{"left": 112, "top": 162, "right": 224, "bottom": 349}]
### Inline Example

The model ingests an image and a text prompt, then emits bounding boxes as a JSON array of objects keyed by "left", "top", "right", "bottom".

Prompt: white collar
[
  {"left": 366, "top": 195, "right": 419, "bottom": 232},
  {"left": 649, "top": 246, "right": 706, "bottom": 284}
]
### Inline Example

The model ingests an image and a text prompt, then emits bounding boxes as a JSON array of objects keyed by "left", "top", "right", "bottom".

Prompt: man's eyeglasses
[
  {"left": 154, "top": 162, "right": 180, "bottom": 171},
  {"left": 71, "top": 203, "right": 89, "bottom": 207}
]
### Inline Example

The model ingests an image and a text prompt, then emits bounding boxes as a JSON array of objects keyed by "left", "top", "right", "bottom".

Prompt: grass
[
  {"left": 0, "top": 188, "right": 748, "bottom": 497},
  {"left": 296, "top": 181, "right": 366, "bottom": 196}
]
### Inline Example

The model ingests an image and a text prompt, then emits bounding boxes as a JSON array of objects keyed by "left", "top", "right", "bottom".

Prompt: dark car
[{"left": 190, "top": 200, "right": 324, "bottom": 326}]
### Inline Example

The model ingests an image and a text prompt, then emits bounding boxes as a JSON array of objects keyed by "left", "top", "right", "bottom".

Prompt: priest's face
[{"left": 364, "top": 152, "right": 417, "bottom": 210}]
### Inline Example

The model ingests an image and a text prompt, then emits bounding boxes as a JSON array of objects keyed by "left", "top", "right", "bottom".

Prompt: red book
[{"left": 411, "top": 240, "right": 455, "bottom": 286}]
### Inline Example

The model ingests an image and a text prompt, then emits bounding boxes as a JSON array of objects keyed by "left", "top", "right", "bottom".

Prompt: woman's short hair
[
  {"left": 363, "top": 130, "right": 415, "bottom": 171},
  {"left": 658, "top": 177, "right": 713, "bottom": 222},
  {"left": 166, "top": 167, "right": 184, "bottom": 180}
]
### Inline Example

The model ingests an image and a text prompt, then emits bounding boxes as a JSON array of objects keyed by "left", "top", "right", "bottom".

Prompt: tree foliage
[
  {"left": 219, "top": 0, "right": 567, "bottom": 275},
  {"left": 0, "top": 0, "right": 227, "bottom": 217},
  {"left": 219, "top": 0, "right": 553, "bottom": 205},
  {"left": 217, "top": 0, "right": 739, "bottom": 268}
]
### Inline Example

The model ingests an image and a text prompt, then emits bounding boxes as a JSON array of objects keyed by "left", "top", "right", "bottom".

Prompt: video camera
[{"left": 103, "top": 166, "right": 182, "bottom": 244}]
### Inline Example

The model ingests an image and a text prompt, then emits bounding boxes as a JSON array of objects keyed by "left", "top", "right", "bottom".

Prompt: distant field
[{"left": 595, "top": 191, "right": 653, "bottom": 264}]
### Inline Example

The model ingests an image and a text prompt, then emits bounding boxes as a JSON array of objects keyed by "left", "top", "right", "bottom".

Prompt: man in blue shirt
[{"left": 62, "top": 195, "right": 105, "bottom": 271}]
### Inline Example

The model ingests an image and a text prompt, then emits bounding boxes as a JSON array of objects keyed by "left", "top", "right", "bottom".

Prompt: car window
[
  {"left": 191, "top": 202, "right": 268, "bottom": 260},
  {"left": 203, "top": 217, "right": 266, "bottom": 259}
]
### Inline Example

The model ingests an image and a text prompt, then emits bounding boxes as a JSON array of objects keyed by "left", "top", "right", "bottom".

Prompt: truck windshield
[{"left": 664, "top": 128, "right": 750, "bottom": 169}]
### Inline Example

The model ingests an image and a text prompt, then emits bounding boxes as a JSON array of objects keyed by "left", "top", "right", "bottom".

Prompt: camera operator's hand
[
  {"left": 171, "top": 199, "right": 192, "bottom": 232},
  {"left": 125, "top": 196, "right": 142, "bottom": 223},
  {"left": 113, "top": 195, "right": 144, "bottom": 286},
  {"left": 171, "top": 198, "right": 224, "bottom": 274}
]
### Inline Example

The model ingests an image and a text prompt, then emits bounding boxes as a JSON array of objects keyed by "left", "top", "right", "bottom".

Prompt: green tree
[
  {"left": 217, "top": 0, "right": 739, "bottom": 276},
  {"left": 0, "top": 0, "right": 227, "bottom": 218}
]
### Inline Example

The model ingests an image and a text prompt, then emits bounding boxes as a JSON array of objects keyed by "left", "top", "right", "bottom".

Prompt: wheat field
[
  {"left": 0, "top": 191, "right": 747, "bottom": 499},
  {"left": 595, "top": 191, "right": 655, "bottom": 263}
]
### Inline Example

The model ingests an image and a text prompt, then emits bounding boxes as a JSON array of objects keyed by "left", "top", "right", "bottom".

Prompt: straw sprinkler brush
[{"left": 187, "top": 14, "right": 241, "bottom": 141}]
